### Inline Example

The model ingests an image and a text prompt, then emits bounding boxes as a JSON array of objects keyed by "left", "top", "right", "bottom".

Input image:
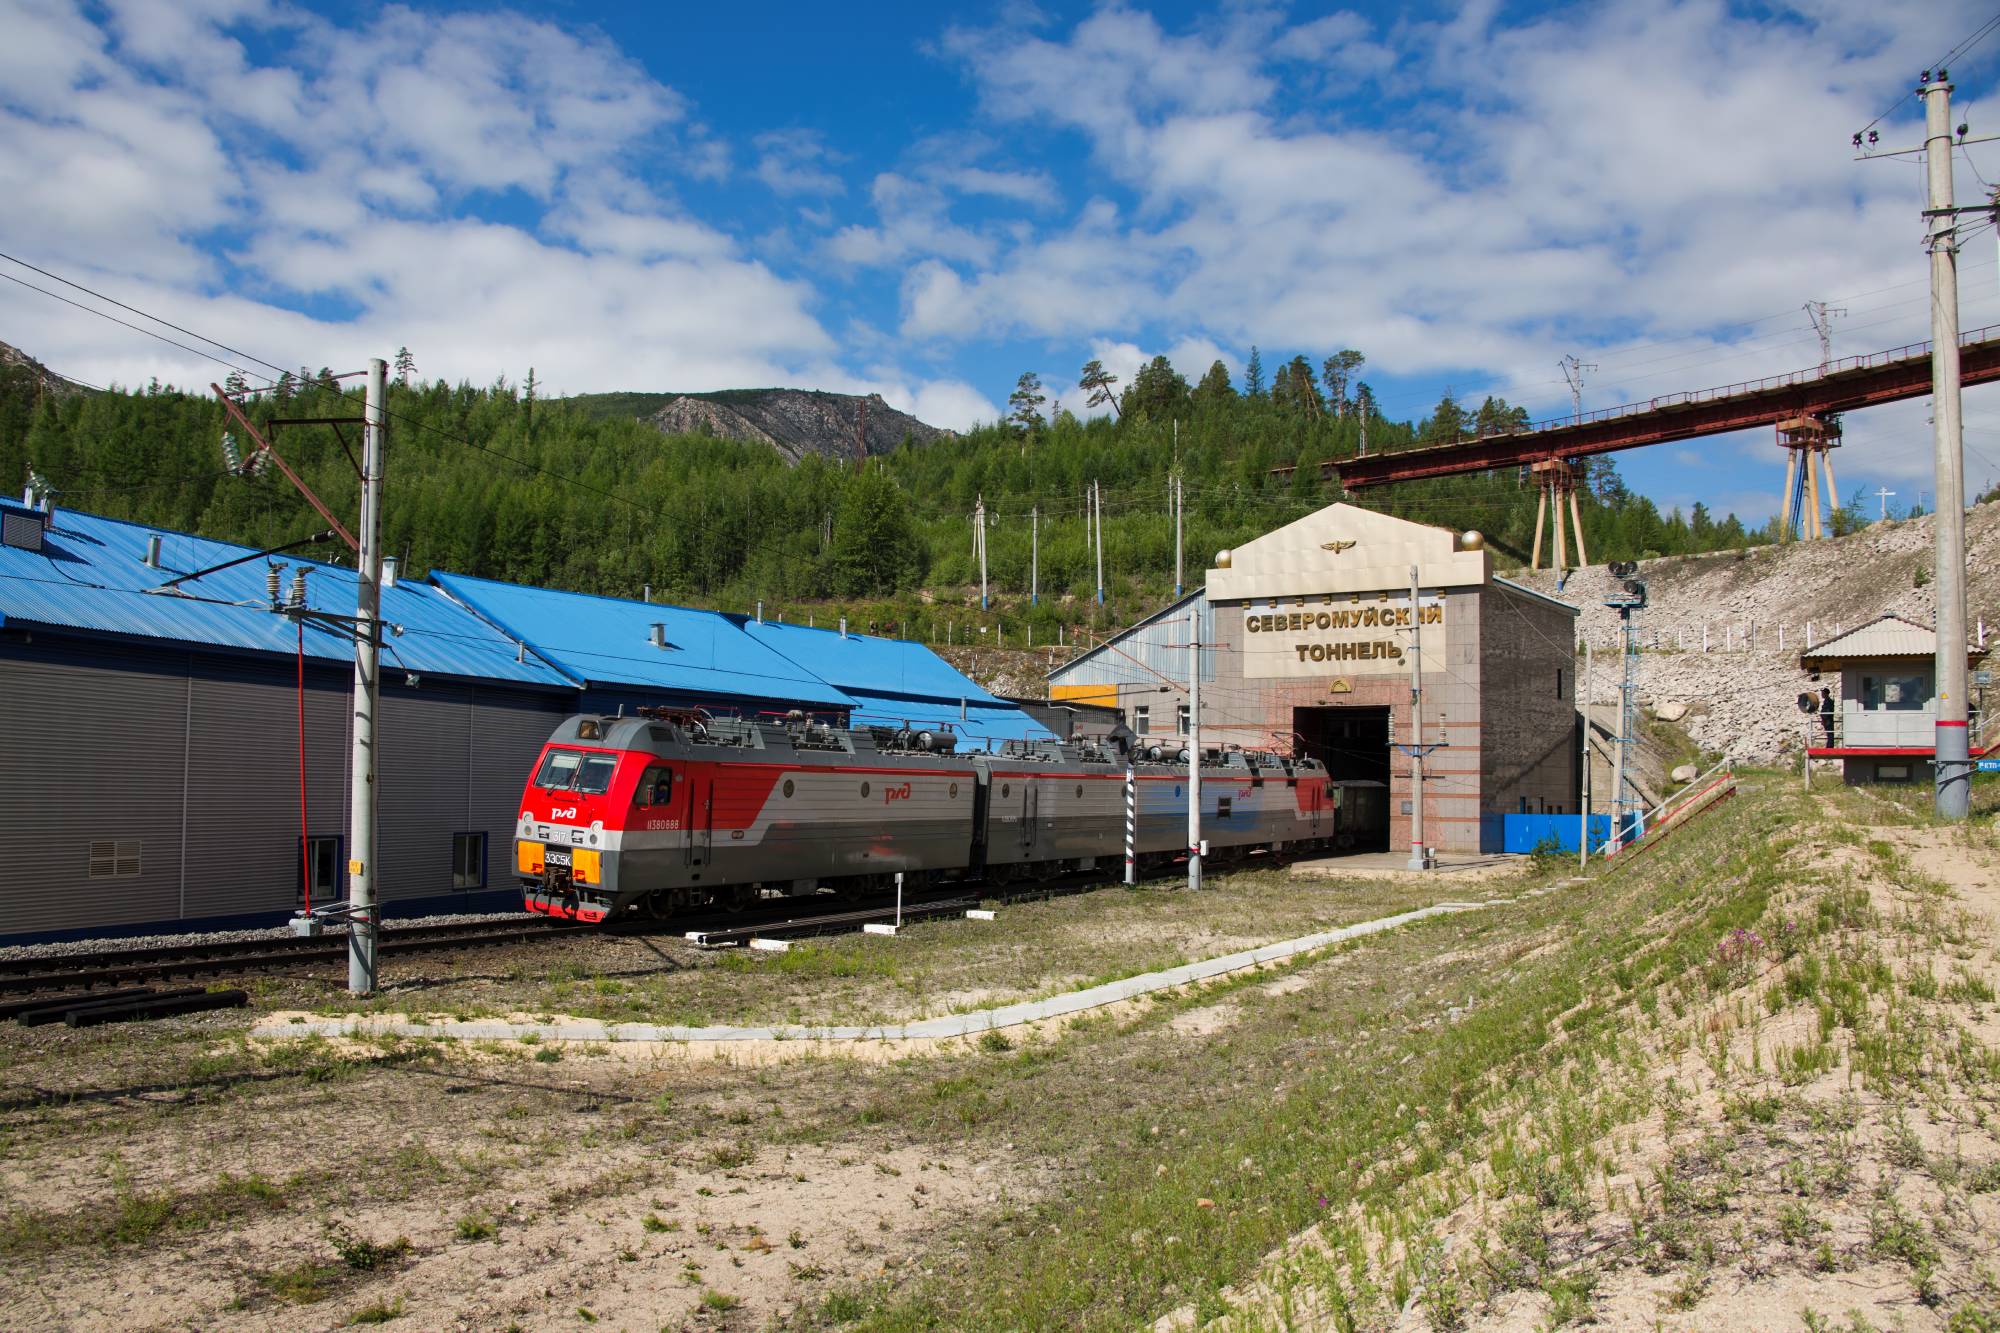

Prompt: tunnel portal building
[{"left": 1048, "top": 503, "right": 1581, "bottom": 854}]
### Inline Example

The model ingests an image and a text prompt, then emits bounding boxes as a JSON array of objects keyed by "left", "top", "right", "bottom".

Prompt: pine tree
[
  {"left": 1193, "top": 360, "right": 1235, "bottom": 406},
  {"left": 1078, "top": 360, "right": 1120, "bottom": 417},
  {"left": 274, "top": 370, "right": 295, "bottom": 404},
  {"left": 1122, "top": 356, "right": 1189, "bottom": 421},
  {"left": 1007, "top": 372, "right": 1047, "bottom": 434},
  {"left": 1321, "top": 349, "right": 1364, "bottom": 417},
  {"left": 394, "top": 347, "right": 416, "bottom": 385},
  {"left": 1244, "top": 346, "right": 1265, "bottom": 398}
]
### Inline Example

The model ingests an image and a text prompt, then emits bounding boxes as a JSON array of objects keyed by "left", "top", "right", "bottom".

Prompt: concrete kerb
[{"left": 255, "top": 899, "right": 1506, "bottom": 1056}]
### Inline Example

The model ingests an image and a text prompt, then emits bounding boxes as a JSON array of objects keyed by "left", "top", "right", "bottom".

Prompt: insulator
[
  {"left": 288, "top": 570, "right": 307, "bottom": 607},
  {"left": 221, "top": 432, "right": 241, "bottom": 472},
  {"left": 250, "top": 449, "right": 271, "bottom": 477},
  {"left": 266, "top": 564, "right": 282, "bottom": 604}
]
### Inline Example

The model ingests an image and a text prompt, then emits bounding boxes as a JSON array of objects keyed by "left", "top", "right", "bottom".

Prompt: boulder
[
  {"left": 1670, "top": 763, "right": 1698, "bottom": 784},
  {"left": 1653, "top": 700, "right": 1690, "bottom": 722}
]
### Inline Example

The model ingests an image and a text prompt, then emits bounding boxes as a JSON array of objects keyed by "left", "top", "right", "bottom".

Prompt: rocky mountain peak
[{"left": 641, "top": 388, "right": 953, "bottom": 465}]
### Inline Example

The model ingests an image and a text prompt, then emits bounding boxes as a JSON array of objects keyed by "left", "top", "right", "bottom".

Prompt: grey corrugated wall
[{"left": 0, "top": 639, "right": 573, "bottom": 938}]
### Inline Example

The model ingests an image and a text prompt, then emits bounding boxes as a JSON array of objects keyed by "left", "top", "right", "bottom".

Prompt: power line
[{"left": 0, "top": 250, "right": 293, "bottom": 380}]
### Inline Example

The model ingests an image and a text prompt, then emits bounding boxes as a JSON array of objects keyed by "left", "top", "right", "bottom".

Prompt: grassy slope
[{"left": 797, "top": 780, "right": 2000, "bottom": 1331}]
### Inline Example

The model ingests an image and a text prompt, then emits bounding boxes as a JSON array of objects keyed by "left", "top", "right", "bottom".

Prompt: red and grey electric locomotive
[{"left": 513, "top": 709, "right": 1362, "bottom": 923}]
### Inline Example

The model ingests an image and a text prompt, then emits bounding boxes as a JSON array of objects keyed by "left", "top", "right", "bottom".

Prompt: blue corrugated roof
[
  {"left": 430, "top": 572, "right": 855, "bottom": 710},
  {"left": 0, "top": 509, "right": 569, "bottom": 687},
  {"left": 743, "top": 620, "right": 1004, "bottom": 703}
]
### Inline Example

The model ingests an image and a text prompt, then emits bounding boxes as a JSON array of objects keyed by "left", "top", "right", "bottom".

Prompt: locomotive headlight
[{"left": 574, "top": 847, "right": 601, "bottom": 883}]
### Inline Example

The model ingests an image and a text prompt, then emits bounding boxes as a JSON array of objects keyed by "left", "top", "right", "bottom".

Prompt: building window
[
  {"left": 299, "top": 836, "right": 340, "bottom": 905},
  {"left": 87, "top": 840, "right": 141, "bottom": 880},
  {"left": 1177, "top": 703, "right": 1190, "bottom": 734},
  {"left": 1876, "top": 764, "right": 1911, "bottom": 782},
  {"left": 1134, "top": 705, "right": 1150, "bottom": 735},
  {"left": 452, "top": 832, "right": 487, "bottom": 891}
]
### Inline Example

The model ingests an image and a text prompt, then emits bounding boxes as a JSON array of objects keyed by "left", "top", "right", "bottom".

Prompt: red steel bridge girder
[{"left": 1333, "top": 328, "right": 2000, "bottom": 489}]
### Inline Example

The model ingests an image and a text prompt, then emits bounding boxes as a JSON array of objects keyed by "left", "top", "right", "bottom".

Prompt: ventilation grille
[
  {"left": 88, "top": 839, "right": 141, "bottom": 879},
  {"left": 1, "top": 510, "right": 43, "bottom": 552}
]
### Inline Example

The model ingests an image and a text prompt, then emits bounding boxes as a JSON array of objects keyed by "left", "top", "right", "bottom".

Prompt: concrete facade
[{"left": 1050, "top": 504, "right": 1581, "bottom": 853}]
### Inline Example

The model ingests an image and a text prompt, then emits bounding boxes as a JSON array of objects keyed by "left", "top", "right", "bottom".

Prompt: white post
[
  {"left": 1406, "top": 566, "right": 1429, "bottom": 871},
  {"left": 1124, "top": 762, "right": 1137, "bottom": 886},
  {"left": 1187, "top": 610, "right": 1202, "bottom": 892},
  {"left": 1924, "top": 73, "right": 1971, "bottom": 820},
  {"left": 976, "top": 495, "right": 988, "bottom": 611},
  {"left": 1094, "top": 479, "right": 1105, "bottom": 606},
  {"left": 1031, "top": 503, "right": 1039, "bottom": 606},
  {"left": 895, "top": 871, "right": 903, "bottom": 930},
  {"left": 1173, "top": 474, "right": 1184, "bottom": 598},
  {"left": 348, "top": 357, "right": 387, "bottom": 995}
]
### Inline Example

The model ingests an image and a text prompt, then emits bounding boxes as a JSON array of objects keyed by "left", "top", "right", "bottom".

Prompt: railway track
[{"left": 0, "top": 917, "right": 590, "bottom": 997}]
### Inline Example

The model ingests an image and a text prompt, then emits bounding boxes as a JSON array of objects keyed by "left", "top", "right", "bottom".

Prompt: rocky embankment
[
  {"left": 1512, "top": 500, "right": 2000, "bottom": 763},
  {"left": 644, "top": 389, "right": 952, "bottom": 464}
]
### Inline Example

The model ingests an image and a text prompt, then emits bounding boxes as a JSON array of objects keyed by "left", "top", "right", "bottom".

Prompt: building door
[{"left": 1292, "top": 706, "right": 1391, "bottom": 850}]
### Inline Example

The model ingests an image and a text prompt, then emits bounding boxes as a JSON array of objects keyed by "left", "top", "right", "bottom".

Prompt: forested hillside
[{"left": 0, "top": 345, "right": 1800, "bottom": 633}]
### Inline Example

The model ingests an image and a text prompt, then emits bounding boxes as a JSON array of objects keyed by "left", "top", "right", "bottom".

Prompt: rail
[{"left": 0, "top": 917, "right": 587, "bottom": 996}]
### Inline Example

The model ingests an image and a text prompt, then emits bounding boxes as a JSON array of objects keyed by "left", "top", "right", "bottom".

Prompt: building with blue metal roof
[
  {"left": 741, "top": 619, "right": 1053, "bottom": 743},
  {"left": 430, "top": 572, "right": 855, "bottom": 713},
  {"left": 0, "top": 502, "right": 1050, "bottom": 941}
]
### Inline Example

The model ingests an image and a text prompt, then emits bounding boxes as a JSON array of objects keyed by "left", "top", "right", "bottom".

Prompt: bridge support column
[
  {"left": 1776, "top": 414, "right": 1842, "bottom": 540},
  {"left": 1530, "top": 459, "right": 1588, "bottom": 572}
]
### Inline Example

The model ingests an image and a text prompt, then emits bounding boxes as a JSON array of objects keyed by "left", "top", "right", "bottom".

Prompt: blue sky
[{"left": 4, "top": 0, "right": 2000, "bottom": 525}]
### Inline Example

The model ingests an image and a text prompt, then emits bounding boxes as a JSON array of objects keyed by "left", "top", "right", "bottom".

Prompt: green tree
[
  {"left": 1244, "top": 346, "right": 1265, "bottom": 398},
  {"left": 828, "top": 466, "right": 921, "bottom": 595},
  {"left": 1472, "top": 395, "right": 1529, "bottom": 436},
  {"left": 1007, "top": 372, "right": 1047, "bottom": 434},
  {"left": 394, "top": 347, "right": 416, "bottom": 385},
  {"left": 1121, "top": 356, "right": 1189, "bottom": 421},
  {"left": 1321, "top": 349, "right": 1364, "bottom": 416},
  {"left": 1420, "top": 392, "right": 1468, "bottom": 443},
  {"left": 1193, "top": 360, "right": 1234, "bottom": 407},
  {"left": 1272, "top": 355, "right": 1323, "bottom": 419},
  {"left": 1078, "top": 360, "right": 1119, "bottom": 418}
]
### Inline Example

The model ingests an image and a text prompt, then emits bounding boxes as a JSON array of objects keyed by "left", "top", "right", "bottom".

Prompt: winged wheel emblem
[{"left": 1319, "top": 539, "right": 1356, "bottom": 554}]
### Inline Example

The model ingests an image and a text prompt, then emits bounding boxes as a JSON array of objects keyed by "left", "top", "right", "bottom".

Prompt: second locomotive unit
[{"left": 514, "top": 709, "right": 1366, "bottom": 923}]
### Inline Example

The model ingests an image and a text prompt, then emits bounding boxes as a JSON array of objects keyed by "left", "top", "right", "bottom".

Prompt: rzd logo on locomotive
[{"left": 883, "top": 782, "right": 914, "bottom": 805}]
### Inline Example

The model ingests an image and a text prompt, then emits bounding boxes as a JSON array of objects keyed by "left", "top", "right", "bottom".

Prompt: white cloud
[
  {"left": 752, "top": 129, "right": 845, "bottom": 197},
  {"left": 0, "top": 0, "right": 845, "bottom": 402},
  {"left": 912, "top": 0, "right": 1989, "bottom": 429}
]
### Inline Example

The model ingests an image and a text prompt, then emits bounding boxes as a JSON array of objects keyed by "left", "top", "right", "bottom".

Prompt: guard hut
[
  {"left": 1049, "top": 503, "right": 1581, "bottom": 854},
  {"left": 1799, "top": 613, "right": 1989, "bottom": 783}
]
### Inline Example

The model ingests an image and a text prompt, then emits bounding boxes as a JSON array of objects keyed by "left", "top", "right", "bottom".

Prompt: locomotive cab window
[
  {"left": 634, "top": 766, "right": 674, "bottom": 806},
  {"left": 535, "top": 748, "right": 618, "bottom": 795}
]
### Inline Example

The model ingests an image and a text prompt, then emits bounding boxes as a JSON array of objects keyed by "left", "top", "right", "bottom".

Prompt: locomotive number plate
[{"left": 543, "top": 847, "right": 573, "bottom": 868}]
